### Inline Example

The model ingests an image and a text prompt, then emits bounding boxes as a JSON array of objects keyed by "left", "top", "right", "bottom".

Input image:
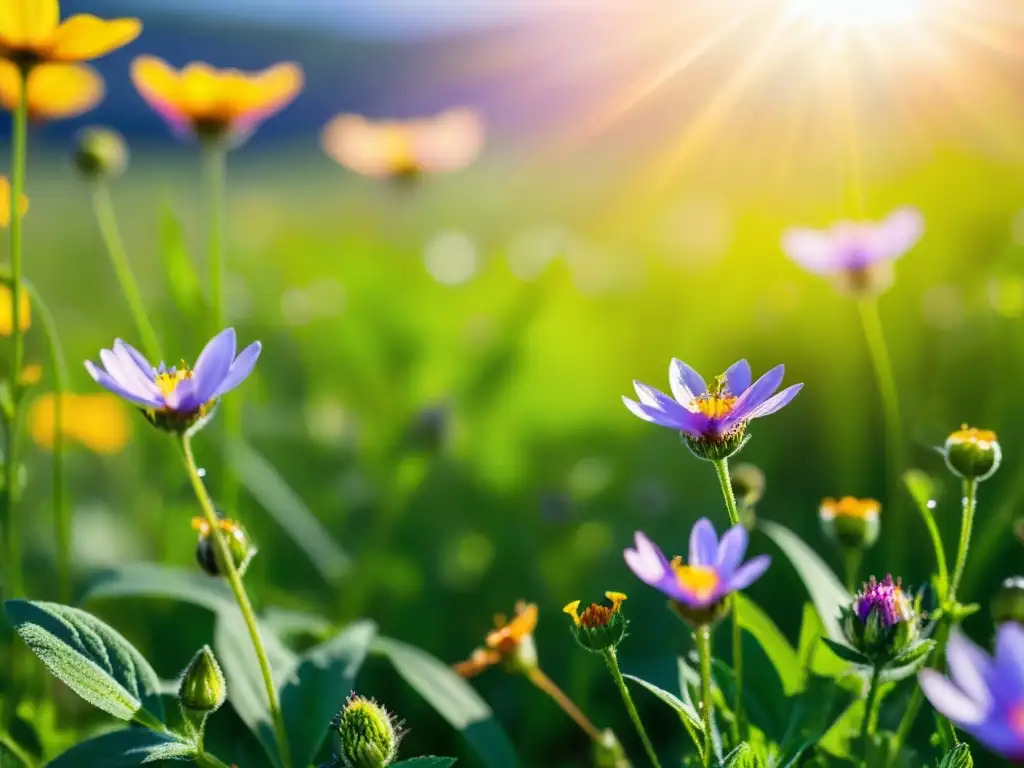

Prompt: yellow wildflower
[{"left": 29, "top": 393, "right": 130, "bottom": 454}]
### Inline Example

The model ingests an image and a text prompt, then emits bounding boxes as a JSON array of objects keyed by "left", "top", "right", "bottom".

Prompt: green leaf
[
  {"left": 228, "top": 439, "right": 351, "bottom": 584},
  {"left": 821, "top": 638, "right": 870, "bottom": 666},
  {"left": 215, "top": 608, "right": 297, "bottom": 768},
  {"left": 818, "top": 697, "right": 865, "bottom": 760},
  {"left": 734, "top": 593, "right": 803, "bottom": 695},
  {"left": 622, "top": 674, "right": 703, "bottom": 733},
  {"left": 797, "top": 602, "right": 848, "bottom": 680},
  {"left": 372, "top": 637, "right": 518, "bottom": 768},
  {"left": 4, "top": 600, "right": 164, "bottom": 722},
  {"left": 46, "top": 729, "right": 193, "bottom": 767},
  {"left": 392, "top": 759, "right": 458, "bottom": 768},
  {"left": 281, "top": 620, "right": 377, "bottom": 768},
  {"left": 777, "top": 674, "right": 855, "bottom": 764},
  {"left": 938, "top": 743, "right": 973, "bottom": 768},
  {"left": 80, "top": 563, "right": 235, "bottom": 613},
  {"left": 759, "top": 520, "right": 850, "bottom": 641},
  {"left": 159, "top": 203, "right": 203, "bottom": 318}
]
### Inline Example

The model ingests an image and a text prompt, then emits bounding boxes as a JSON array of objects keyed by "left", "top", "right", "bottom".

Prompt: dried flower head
[{"left": 453, "top": 601, "right": 538, "bottom": 677}]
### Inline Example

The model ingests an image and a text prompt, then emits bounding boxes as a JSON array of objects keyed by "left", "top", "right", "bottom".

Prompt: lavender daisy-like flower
[
  {"left": 781, "top": 207, "right": 923, "bottom": 294},
  {"left": 624, "top": 519, "right": 770, "bottom": 626},
  {"left": 622, "top": 358, "right": 802, "bottom": 460},
  {"left": 85, "top": 328, "right": 260, "bottom": 433},
  {"left": 919, "top": 623, "right": 1024, "bottom": 761}
]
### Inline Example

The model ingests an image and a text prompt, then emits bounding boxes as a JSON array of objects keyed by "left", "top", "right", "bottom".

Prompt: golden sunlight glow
[{"left": 787, "top": 0, "right": 925, "bottom": 27}]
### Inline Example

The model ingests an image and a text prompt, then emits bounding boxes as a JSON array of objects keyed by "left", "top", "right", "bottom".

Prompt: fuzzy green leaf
[
  {"left": 821, "top": 638, "right": 870, "bottom": 666},
  {"left": 938, "top": 743, "right": 973, "bottom": 768},
  {"left": 759, "top": 521, "right": 851, "bottom": 641},
  {"left": 45, "top": 729, "right": 192, "bottom": 767},
  {"left": 5, "top": 600, "right": 163, "bottom": 722},
  {"left": 80, "top": 563, "right": 235, "bottom": 613},
  {"left": 622, "top": 673, "right": 703, "bottom": 733},
  {"left": 392, "top": 759, "right": 458, "bottom": 767},
  {"left": 281, "top": 619, "right": 377, "bottom": 768},
  {"left": 372, "top": 636, "right": 518, "bottom": 768}
]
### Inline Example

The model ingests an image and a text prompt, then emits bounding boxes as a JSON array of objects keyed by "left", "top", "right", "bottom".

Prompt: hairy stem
[
  {"left": 697, "top": 624, "right": 713, "bottom": 768},
  {"left": 712, "top": 458, "right": 744, "bottom": 738},
  {"left": 602, "top": 648, "right": 663, "bottom": 768},
  {"left": 180, "top": 434, "right": 293, "bottom": 768}
]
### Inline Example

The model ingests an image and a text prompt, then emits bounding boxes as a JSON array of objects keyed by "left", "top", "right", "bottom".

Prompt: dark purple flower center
[{"left": 854, "top": 575, "right": 911, "bottom": 628}]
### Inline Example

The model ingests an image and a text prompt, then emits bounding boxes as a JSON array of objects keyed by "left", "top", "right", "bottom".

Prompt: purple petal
[
  {"left": 715, "top": 524, "right": 749, "bottom": 580},
  {"left": 726, "top": 554, "right": 771, "bottom": 592},
  {"left": 165, "top": 376, "right": 201, "bottom": 413},
  {"left": 743, "top": 383, "right": 803, "bottom": 420},
  {"left": 634, "top": 381, "right": 686, "bottom": 414},
  {"left": 624, "top": 532, "right": 671, "bottom": 586},
  {"left": 192, "top": 328, "right": 237, "bottom": 403},
  {"left": 99, "top": 348, "right": 159, "bottom": 400},
  {"left": 669, "top": 358, "right": 707, "bottom": 404},
  {"left": 688, "top": 518, "right": 718, "bottom": 567},
  {"left": 994, "top": 623, "right": 1024, "bottom": 702},
  {"left": 214, "top": 341, "right": 261, "bottom": 398},
  {"left": 947, "top": 630, "right": 995, "bottom": 710},
  {"left": 730, "top": 364, "right": 785, "bottom": 417},
  {"left": 724, "top": 359, "right": 751, "bottom": 395},
  {"left": 84, "top": 361, "right": 162, "bottom": 408},
  {"left": 622, "top": 396, "right": 708, "bottom": 436},
  {"left": 781, "top": 228, "right": 843, "bottom": 275},
  {"left": 870, "top": 207, "right": 923, "bottom": 261},
  {"left": 114, "top": 339, "right": 155, "bottom": 380},
  {"left": 918, "top": 670, "right": 986, "bottom": 726}
]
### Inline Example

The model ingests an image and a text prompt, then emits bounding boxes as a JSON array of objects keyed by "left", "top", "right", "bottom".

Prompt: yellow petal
[
  {"left": 30, "top": 393, "right": 130, "bottom": 454},
  {"left": 0, "top": 0, "right": 58, "bottom": 48},
  {"left": 0, "top": 282, "right": 30, "bottom": 335},
  {"left": 228, "top": 62, "right": 303, "bottom": 120},
  {"left": 322, "top": 115, "right": 416, "bottom": 178},
  {"left": 0, "top": 175, "right": 29, "bottom": 228},
  {"left": 178, "top": 61, "right": 222, "bottom": 118},
  {"left": 0, "top": 61, "right": 104, "bottom": 120},
  {"left": 43, "top": 15, "right": 141, "bottom": 62}
]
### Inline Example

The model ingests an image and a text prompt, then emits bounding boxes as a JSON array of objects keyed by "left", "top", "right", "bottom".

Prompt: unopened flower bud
[
  {"left": 178, "top": 645, "right": 226, "bottom": 713},
  {"left": 73, "top": 127, "right": 128, "bottom": 181},
  {"left": 841, "top": 575, "right": 919, "bottom": 665},
  {"left": 942, "top": 426, "right": 1001, "bottom": 482},
  {"left": 332, "top": 695, "right": 401, "bottom": 768},
  {"left": 592, "top": 729, "right": 629, "bottom": 768},
  {"left": 192, "top": 516, "right": 256, "bottom": 577},
  {"left": 819, "top": 497, "right": 880, "bottom": 551},
  {"left": 563, "top": 592, "right": 628, "bottom": 653},
  {"left": 991, "top": 577, "right": 1024, "bottom": 627},
  {"left": 730, "top": 463, "right": 765, "bottom": 508}
]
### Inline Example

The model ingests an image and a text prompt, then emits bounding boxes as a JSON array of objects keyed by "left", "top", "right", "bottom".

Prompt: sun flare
[{"left": 787, "top": 0, "right": 926, "bottom": 27}]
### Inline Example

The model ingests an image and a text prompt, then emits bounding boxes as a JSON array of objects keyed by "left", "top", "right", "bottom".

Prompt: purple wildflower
[
  {"left": 624, "top": 519, "right": 770, "bottom": 612},
  {"left": 854, "top": 575, "right": 913, "bottom": 629},
  {"left": 622, "top": 358, "right": 802, "bottom": 456},
  {"left": 781, "top": 208, "right": 923, "bottom": 293},
  {"left": 919, "top": 623, "right": 1024, "bottom": 761},
  {"left": 85, "top": 328, "right": 260, "bottom": 431}
]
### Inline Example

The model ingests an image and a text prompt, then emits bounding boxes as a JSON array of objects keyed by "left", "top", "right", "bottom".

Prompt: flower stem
[
  {"left": 23, "top": 281, "right": 70, "bottom": 603},
  {"left": 179, "top": 434, "right": 293, "bottom": 768},
  {"left": 90, "top": 182, "right": 162, "bottom": 362},
  {"left": 696, "top": 624, "right": 714, "bottom": 768},
  {"left": 4, "top": 66, "right": 28, "bottom": 601},
  {"left": 202, "top": 141, "right": 241, "bottom": 518},
  {"left": 712, "top": 458, "right": 744, "bottom": 739},
  {"left": 602, "top": 648, "right": 663, "bottom": 768},
  {"left": 859, "top": 665, "right": 882, "bottom": 765},
  {"left": 194, "top": 750, "right": 232, "bottom": 768},
  {"left": 856, "top": 298, "right": 905, "bottom": 567},
  {"left": 526, "top": 667, "right": 603, "bottom": 743},
  {"left": 948, "top": 478, "right": 977, "bottom": 602},
  {"left": 842, "top": 548, "right": 862, "bottom": 594}
]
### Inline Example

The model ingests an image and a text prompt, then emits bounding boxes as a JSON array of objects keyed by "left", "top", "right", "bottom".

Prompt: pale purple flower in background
[{"left": 919, "top": 623, "right": 1024, "bottom": 761}]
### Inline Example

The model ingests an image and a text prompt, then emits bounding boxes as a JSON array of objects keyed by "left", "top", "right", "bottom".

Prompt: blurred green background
[{"left": 6, "top": 1, "right": 1024, "bottom": 766}]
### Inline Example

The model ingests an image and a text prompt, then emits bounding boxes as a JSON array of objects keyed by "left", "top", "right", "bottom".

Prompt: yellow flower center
[
  {"left": 947, "top": 424, "right": 997, "bottom": 447},
  {"left": 819, "top": 497, "right": 880, "bottom": 520},
  {"left": 672, "top": 562, "right": 720, "bottom": 602},
  {"left": 693, "top": 395, "right": 737, "bottom": 419},
  {"left": 155, "top": 362, "right": 193, "bottom": 399}
]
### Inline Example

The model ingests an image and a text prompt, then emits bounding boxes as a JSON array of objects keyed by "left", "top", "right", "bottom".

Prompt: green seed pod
[
  {"left": 332, "top": 695, "right": 401, "bottom": 768},
  {"left": 178, "top": 645, "right": 226, "bottom": 714},
  {"left": 991, "top": 576, "right": 1024, "bottom": 626},
  {"left": 563, "top": 593, "right": 628, "bottom": 653},
  {"left": 73, "top": 127, "right": 129, "bottom": 181},
  {"left": 942, "top": 426, "right": 1001, "bottom": 482}
]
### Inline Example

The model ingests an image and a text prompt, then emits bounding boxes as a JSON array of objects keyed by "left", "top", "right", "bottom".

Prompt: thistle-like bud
[
  {"left": 991, "top": 576, "right": 1024, "bottom": 627},
  {"left": 332, "top": 695, "right": 401, "bottom": 768},
  {"left": 819, "top": 497, "right": 880, "bottom": 551},
  {"left": 942, "top": 426, "right": 1001, "bottom": 482},
  {"left": 192, "top": 516, "right": 256, "bottom": 577},
  {"left": 178, "top": 645, "right": 226, "bottom": 714},
  {"left": 841, "top": 575, "right": 918, "bottom": 665},
  {"left": 563, "top": 592, "right": 628, "bottom": 653},
  {"left": 73, "top": 127, "right": 128, "bottom": 181}
]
